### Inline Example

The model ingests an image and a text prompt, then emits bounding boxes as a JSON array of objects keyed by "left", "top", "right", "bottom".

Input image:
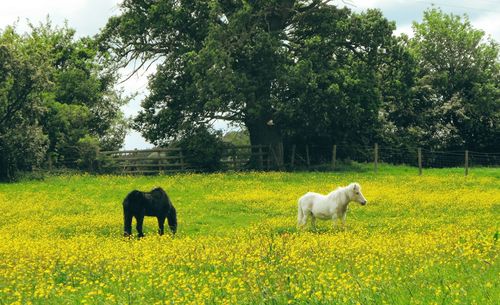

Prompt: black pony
[{"left": 122, "top": 187, "right": 177, "bottom": 237}]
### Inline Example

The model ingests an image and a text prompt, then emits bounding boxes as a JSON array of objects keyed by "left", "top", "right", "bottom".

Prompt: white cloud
[
  {"left": 394, "top": 23, "right": 414, "bottom": 38},
  {"left": 1, "top": 0, "right": 87, "bottom": 18},
  {"left": 352, "top": 0, "right": 407, "bottom": 10},
  {"left": 118, "top": 62, "right": 156, "bottom": 119},
  {"left": 348, "top": 0, "right": 499, "bottom": 42},
  {"left": 472, "top": 12, "right": 500, "bottom": 42},
  {"left": 0, "top": 0, "right": 120, "bottom": 36},
  {"left": 352, "top": 0, "right": 493, "bottom": 11},
  {"left": 122, "top": 131, "right": 154, "bottom": 150}
]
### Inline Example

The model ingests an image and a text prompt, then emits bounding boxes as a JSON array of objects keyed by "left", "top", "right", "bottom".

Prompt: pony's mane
[
  {"left": 328, "top": 185, "right": 348, "bottom": 199},
  {"left": 124, "top": 190, "right": 144, "bottom": 203},
  {"left": 328, "top": 183, "right": 360, "bottom": 199},
  {"left": 151, "top": 187, "right": 166, "bottom": 195},
  {"left": 350, "top": 182, "right": 361, "bottom": 190},
  {"left": 150, "top": 187, "right": 170, "bottom": 201}
]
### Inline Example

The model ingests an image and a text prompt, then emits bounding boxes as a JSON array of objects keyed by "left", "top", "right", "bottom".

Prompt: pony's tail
[{"left": 297, "top": 200, "right": 305, "bottom": 227}]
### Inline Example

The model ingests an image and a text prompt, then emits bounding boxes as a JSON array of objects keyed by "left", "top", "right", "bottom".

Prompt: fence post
[
  {"left": 332, "top": 144, "right": 337, "bottom": 170},
  {"left": 290, "top": 144, "right": 296, "bottom": 169},
  {"left": 374, "top": 143, "right": 378, "bottom": 173},
  {"left": 133, "top": 149, "right": 138, "bottom": 174},
  {"left": 267, "top": 144, "right": 271, "bottom": 170},
  {"left": 306, "top": 145, "right": 310, "bottom": 168},
  {"left": 465, "top": 150, "right": 469, "bottom": 176},
  {"left": 232, "top": 148, "right": 237, "bottom": 170},
  {"left": 258, "top": 146, "right": 263, "bottom": 170},
  {"left": 418, "top": 148, "right": 422, "bottom": 176},
  {"left": 279, "top": 142, "right": 284, "bottom": 169},
  {"left": 179, "top": 149, "right": 185, "bottom": 171},
  {"left": 270, "top": 144, "right": 281, "bottom": 169}
]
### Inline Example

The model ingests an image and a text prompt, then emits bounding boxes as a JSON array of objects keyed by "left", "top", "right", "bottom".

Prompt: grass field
[{"left": 0, "top": 166, "right": 498, "bottom": 304}]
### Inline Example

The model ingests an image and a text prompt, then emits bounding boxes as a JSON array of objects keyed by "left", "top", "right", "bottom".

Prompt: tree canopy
[
  {"left": 3, "top": 2, "right": 498, "bottom": 178},
  {"left": 100, "top": 0, "right": 396, "bottom": 158},
  {"left": 0, "top": 34, "right": 48, "bottom": 179},
  {"left": 380, "top": 8, "right": 499, "bottom": 152},
  {"left": 0, "top": 21, "right": 129, "bottom": 180}
]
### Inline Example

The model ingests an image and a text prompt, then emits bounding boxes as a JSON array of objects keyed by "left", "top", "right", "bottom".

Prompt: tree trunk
[{"left": 246, "top": 119, "right": 283, "bottom": 169}]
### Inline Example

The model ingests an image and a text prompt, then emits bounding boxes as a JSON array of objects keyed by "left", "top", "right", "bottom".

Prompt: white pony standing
[{"left": 297, "top": 182, "right": 367, "bottom": 230}]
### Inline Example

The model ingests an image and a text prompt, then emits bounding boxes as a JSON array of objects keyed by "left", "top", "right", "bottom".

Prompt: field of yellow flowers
[{"left": 0, "top": 166, "right": 498, "bottom": 304}]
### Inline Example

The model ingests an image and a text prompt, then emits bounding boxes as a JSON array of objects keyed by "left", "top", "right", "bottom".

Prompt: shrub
[
  {"left": 176, "top": 127, "right": 227, "bottom": 172},
  {"left": 76, "top": 135, "right": 100, "bottom": 171}
]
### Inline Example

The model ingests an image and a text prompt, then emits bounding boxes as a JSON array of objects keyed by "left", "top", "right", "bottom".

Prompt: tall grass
[{"left": 0, "top": 167, "right": 498, "bottom": 304}]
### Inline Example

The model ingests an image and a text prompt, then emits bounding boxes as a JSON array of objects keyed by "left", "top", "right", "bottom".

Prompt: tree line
[
  {"left": 0, "top": 21, "right": 129, "bottom": 180},
  {"left": 1, "top": 0, "right": 499, "bottom": 180},
  {"left": 100, "top": 1, "right": 499, "bottom": 162}
]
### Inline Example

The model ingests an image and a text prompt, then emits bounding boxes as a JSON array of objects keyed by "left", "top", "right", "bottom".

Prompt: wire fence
[
  {"left": 282, "top": 143, "right": 499, "bottom": 175},
  {"left": 39, "top": 143, "right": 499, "bottom": 175}
]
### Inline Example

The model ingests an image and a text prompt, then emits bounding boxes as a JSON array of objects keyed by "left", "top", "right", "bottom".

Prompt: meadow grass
[{"left": 0, "top": 166, "right": 498, "bottom": 304}]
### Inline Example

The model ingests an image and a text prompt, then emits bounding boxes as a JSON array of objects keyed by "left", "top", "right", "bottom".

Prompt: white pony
[{"left": 297, "top": 183, "right": 367, "bottom": 229}]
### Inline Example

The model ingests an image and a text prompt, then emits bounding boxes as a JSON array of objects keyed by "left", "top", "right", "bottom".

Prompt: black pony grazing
[{"left": 122, "top": 187, "right": 177, "bottom": 238}]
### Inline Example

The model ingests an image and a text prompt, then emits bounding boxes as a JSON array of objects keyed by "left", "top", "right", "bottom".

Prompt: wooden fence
[
  {"left": 95, "top": 143, "right": 498, "bottom": 175},
  {"left": 98, "top": 145, "right": 270, "bottom": 174}
]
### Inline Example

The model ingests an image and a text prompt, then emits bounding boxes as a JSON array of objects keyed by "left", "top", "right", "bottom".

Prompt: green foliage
[
  {"left": 44, "top": 101, "right": 91, "bottom": 154},
  {"left": 0, "top": 20, "right": 129, "bottom": 179},
  {"left": 222, "top": 129, "right": 250, "bottom": 146},
  {"left": 100, "top": 1, "right": 396, "bottom": 150},
  {"left": 176, "top": 126, "right": 228, "bottom": 172},
  {"left": 75, "top": 135, "right": 100, "bottom": 171},
  {"left": 382, "top": 8, "right": 500, "bottom": 151},
  {"left": 102, "top": 3, "right": 498, "bottom": 157},
  {"left": 0, "top": 125, "right": 48, "bottom": 181},
  {"left": 277, "top": 8, "right": 396, "bottom": 145},
  {"left": 0, "top": 31, "right": 49, "bottom": 180}
]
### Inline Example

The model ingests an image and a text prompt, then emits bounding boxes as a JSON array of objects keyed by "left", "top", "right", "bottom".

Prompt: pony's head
[{"left": 349, "top": 183, "right": 367, "bottom": 205}]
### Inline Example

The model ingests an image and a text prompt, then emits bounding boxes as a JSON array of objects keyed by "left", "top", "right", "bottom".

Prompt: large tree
[
  {"left": 275, "top": 8, "right": 395, "bottom": 146},
  {"left": 383, "top": 8, "right": 500, "bottom": 152},
  {"left": 0, "top": 21, "right": 129, "bottom": 179},
  {"left": 100, "top": 0, "right": 395, "bottom": 158},
  {"left": 23, "top": 22, "right": 130, "bottom": 159},
  {"left": 0, "top": 35, "right": 48, "bottom": 180}
]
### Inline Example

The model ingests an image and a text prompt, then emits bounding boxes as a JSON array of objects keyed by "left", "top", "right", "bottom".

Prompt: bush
[
  {"left": 0, "top": 125, "right": 48, "bottom": 181},
  {"left": 177, "top": 127, "right": 227, "bottom": 172},
  {"left": 76, "top": 135, "right": 100, "bottom": 171}
]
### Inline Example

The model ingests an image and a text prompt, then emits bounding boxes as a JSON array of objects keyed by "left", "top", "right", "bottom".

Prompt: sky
[{"left": 1, "top": 0, "right": 499, "bottom": 150}]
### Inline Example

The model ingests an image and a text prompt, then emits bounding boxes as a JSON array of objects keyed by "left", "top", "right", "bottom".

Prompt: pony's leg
[
  {"left": 157, "top": 216, "right": 165, "bottom": 236},
  {"left": 135, "top": 214, "right": 145, "bottom": 238},
  {"left": 310, "top": 216, "right": 317, "bottom": 231},
  {"left": 331, "top": 214, "right": 338, "bottom": 231},
  {"left": 297, "top": 213, "right": 305, "bottom": 229},
  {"left": 341, "top": 214, "right": 347, "bottom": 231},
  {"left": 298, "top": 212, "right": 309, "bottom": 229},
  {"left": 123, "top": 211, "right": 133, "bottom": 237}
]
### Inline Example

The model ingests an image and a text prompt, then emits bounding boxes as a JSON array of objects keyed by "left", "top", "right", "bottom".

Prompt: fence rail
[
  {"left": 97, "top": 145, "right": 272, "bottom": 174},
  {"left": 45, "top": 143, "right": 499, "bottom": 176}
]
